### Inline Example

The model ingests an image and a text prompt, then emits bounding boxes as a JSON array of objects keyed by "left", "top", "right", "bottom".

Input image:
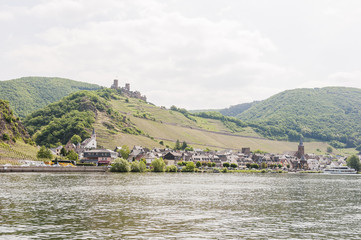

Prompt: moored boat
[{"left": 323, "top": 166, "right": 357, "bottom": 174}]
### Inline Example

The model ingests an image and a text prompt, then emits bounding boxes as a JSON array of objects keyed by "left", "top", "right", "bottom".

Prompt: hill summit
[
  {"left": 237, "top": 87, "right": 361, "bottom": 147},
  {"left": 0, "top": 76, "right": 101, "bottom": 118}
]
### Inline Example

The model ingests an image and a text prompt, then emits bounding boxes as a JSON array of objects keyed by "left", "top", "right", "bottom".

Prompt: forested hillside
[
  {"left": 238, "top": 87, "right": 361, "bottom": 148},
  {"left": 23, "top": 89, "right": 143, "bottom": 147},
  {"left": 0, "top": 100, "right": 31, "bottom": 143},
  {"left": 0, "top": 77, "right": 100, "bottom": 118}
]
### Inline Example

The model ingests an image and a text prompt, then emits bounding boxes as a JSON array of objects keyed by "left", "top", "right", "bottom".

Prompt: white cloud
[
  {"left": 2, "top": 0, "right": 360, "bottom": 109},
  {"left": 3, "top": 0, "right": 295, "bottom": 109}
]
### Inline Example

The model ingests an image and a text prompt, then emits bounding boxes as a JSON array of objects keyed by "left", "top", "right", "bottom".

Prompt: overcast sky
[{"left": 1, "top": 0, "right": 361, "bottom": 109}]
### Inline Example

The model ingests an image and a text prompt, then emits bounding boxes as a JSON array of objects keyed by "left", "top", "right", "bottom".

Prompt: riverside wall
[{"left": 0, "top": 166, "right": 107, "bottom": 173}]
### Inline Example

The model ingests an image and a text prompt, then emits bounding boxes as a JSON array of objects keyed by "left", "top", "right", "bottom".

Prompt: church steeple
[
  {"left": 92, "top": 128, "right": 96, "bottom": 138},
  {"left": 297, "top": 136, "right": 305, "bottom": 159}
]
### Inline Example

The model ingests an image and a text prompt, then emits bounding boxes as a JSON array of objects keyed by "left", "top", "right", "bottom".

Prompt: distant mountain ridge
[
  {"left": 190, "top": 101, "right": 258, "bottom": 117},
  {"left": 0, "top": 77, "right": 100, "bottom": 118},
  {"left": 219, "top": 101, "right": 259, "bottom": 117}
]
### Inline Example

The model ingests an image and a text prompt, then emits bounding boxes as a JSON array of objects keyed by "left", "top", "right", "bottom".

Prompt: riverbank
[{"left": 0, "top": 166, "right": 107, "bottom": 172}]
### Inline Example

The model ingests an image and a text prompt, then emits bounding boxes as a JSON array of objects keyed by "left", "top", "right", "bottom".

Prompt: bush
[
  {"left": 3, "top": 133, "right": 10, "bottom": 141},
  {"left": 152, "top": 158, "right": 166, "bottom": 172},
  {"left": 223, "top": 162, "right": 230, "bottom": 168},
  {"left": 211, "top": 162, "right": 216, "bottom": 167},
  {"left": 207, "top": 162, "right": 212, "bottom": 167},
  {"left": 230, "top": 163, "right": 237, "bottom": 169},
  {"left": 110, "top": 158, "right": 130, "bottom": 172},
  {"left": 130, "top": 161, "right": 146, "bottom": 172},
  {"left": 166, "top": 165, "right": 177, "bottom": 172},
  {"left": 139, "top": 161, "right": 146, "bottom": 172},
  {"left": 261, "top": 162, "right": 267, "bottom": 169},
  {"left": 131, "top": 161, "right": 140, "bottom": 172},
  {"left": 221, "top": 167, "right": 228, "bottom": 173},
  {"left": 196, "top": 161, "right": 201, "bottom": 168},
  {"left": 182, "top": 161, "right": 195, "bottom": 172},
  {"left": 250, "top": 163, "right": 259, "bottom": 169}
]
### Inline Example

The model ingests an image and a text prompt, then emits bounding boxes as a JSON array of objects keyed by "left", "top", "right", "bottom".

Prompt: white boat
[{"left": 323, "top": 166, "right": 357, "bottom": 174}]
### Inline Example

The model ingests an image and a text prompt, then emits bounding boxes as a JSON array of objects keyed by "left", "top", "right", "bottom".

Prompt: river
[{"left": 1, "top": 172, "right": 361, "bottom": 239}]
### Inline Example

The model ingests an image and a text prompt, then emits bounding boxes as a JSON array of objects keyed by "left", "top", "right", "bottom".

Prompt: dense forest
[
  {"left": 237, "top": 87, "right": 361, "bottom": 147},
  {"left": 0, "top": 77, "right": 100, "bottom": 118}
]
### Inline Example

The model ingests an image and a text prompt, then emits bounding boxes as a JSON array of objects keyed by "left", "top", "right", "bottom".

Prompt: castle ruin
[{"left": 110, "top": 79, "right": 147, "bottom": 102}]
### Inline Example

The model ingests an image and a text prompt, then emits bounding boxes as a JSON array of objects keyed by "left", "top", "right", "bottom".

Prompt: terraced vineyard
[
  {"left": 95, "top": 95, "right": 333, "bottom": 154},
  {"left": 0, "top": 141, "right": 38, "bottom": 163}
]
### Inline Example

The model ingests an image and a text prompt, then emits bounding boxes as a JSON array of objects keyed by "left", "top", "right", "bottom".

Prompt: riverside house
[{"left": 81, "top": 149, "right": 118, "bottom": 165}]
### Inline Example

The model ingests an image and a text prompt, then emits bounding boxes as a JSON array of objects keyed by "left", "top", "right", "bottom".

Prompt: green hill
[
  {"left": 0, "top": 77, "right": 101, "bottom": 118},
  {"left": 238, "top": 87, "right": 361, "bottom": 148},
  {"left": 23, "top": 88, "right": 335, "bottom": 154}
]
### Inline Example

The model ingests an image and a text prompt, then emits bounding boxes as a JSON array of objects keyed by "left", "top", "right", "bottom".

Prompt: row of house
[{"left": 51, "top": 132, "right": 354, "bottom": 170}]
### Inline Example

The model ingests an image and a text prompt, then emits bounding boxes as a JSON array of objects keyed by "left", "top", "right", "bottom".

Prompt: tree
[
  {"left": 37, "top": 146, "right": 52, "bottom": 160},
  {"left": 118, "top": 145, "right": 130, "bottom": 160},
  {"left": 140, "top": 158, "right": 146, "bottom": 165},
  {"left": 166, "top": 165, "right": 178, "bottom": 172},
  {"left": 184, "top": 146, "right": 193, "bottom": 151},
  {"left": 223, "top": 162, "right": 230, "bottom": 168},
  {"left": 139, "top": 161, "right": 146, "bottom": 172},
  {"left": 110, "top": 158, "right": 130, "bottom": 172},
  {"left": 60, "top": 147, "right": 67, "bottom": 156},
  {"left": 174, "top": 139, "right": 180, "bottom": 150},
  {"left": 2, "top": 133, "right": 10, "bottom": 141},
  {"left": 250, "top": 163, "right": 259, "bottom": 169},
  {"left": 182, "top": 161, "right": 195, "bottom": 172},
  {"left": 152, "top": 158, "right": 166, "bottom": 172},
  {"left": 327, "top": 146, "right": 333, "bottom": 153},
  {"left": 159, "top": 140, "right": 164, "bottom": 145},
  {"left": 196, "top": 161, "right": 201, "bottom": 168},
  {"left": 131, "top": 161, "right": 140, "bottom": 172},
  {"left": 67, "top": 150, "right": 78, "bottom": 161},
  {"left": 181, "top": 141, "right": 188, "bottom": 150},
  {"left": 261, "top": 162, "right": 267, "bottom": 169},
  {"left": 347, "top": 155, "right": 361, "bottom": 172},
  {"left": 70, "top": 134, "right": 82, "bottom": 145},
  {"left": 230, "top": 163, "right": 238, "bottom": 169}
]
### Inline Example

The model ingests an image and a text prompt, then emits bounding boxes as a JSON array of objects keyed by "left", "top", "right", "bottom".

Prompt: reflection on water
[{"left": 1, "top": 173, "right": 361, "bottom": 239}]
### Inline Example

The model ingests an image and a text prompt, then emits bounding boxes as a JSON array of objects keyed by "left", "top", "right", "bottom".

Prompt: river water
[{"left": 1, "top": 172, "right": 361, "bottom": 239}]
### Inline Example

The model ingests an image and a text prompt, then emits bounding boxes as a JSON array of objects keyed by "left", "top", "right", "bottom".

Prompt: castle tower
[
  {"left": 125, "top": 83, "right": 130, "bottom": 91},
  {"left": 297, "top": 137, "right": 304, "bottom": 159},
  {"left": 111, "top": 79, "right": 119, "bottom": 89}
]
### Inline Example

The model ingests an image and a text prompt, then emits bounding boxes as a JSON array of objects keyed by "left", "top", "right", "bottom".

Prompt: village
[{"left": 48, "top": 128, "right": 354, "bottom": 172}]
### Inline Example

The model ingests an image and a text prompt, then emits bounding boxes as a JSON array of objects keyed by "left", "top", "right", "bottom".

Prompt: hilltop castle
[{"left": 111, "top": 79, "right": 147, "bottom": 101}]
